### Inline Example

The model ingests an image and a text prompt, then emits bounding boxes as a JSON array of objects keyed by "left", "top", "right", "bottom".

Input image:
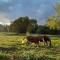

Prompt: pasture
[{"left": 0, "top": 32, "right": 60, "bottom": 60}]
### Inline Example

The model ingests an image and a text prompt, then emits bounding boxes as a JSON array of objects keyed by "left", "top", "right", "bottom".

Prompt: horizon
[{"left": 0, "top": 0, "right": 60, "bottom": 25}]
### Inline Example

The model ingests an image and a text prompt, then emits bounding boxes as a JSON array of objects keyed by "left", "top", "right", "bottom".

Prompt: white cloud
[
  {"left": 0, "top": 22, "right": 3, "bottom": 24},
  {"left": 0, "top": 13, "right": 11, "bottom": 25}
]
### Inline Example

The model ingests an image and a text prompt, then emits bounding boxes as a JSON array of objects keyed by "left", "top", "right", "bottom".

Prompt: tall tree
[
  {"left": 10, "top": 16, "right": 29, "bottom": 33},
  {"left": 55, "top": 4, "right": 60, "bottom": 30},
  {"left": 27, "top": 19, "right": 38, "bottom": 33},
  {"left": 10, "top": 16, "right": 38, "bottom": 34}
]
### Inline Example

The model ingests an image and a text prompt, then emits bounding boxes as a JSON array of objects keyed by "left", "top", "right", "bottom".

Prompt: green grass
[{"left": 0, "top": 32, "right": 60, "bottom": 60}]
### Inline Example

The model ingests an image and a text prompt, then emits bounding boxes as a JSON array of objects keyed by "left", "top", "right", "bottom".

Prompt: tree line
[
  {"left": 0, "top": 16, "right": 60, "bottom": 35},
  {"left": 9, "top": 16, "right": 60, "bottom": 35},
  {"left": 0, "top": 24, "right": 9, "bottom": 32}
]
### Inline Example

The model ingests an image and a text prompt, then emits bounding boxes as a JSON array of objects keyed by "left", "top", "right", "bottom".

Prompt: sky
[{"left": 0, "top": 0, "right": 60, "bottom": 25}]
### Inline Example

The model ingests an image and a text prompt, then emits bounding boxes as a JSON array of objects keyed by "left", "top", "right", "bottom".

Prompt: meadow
[{"left": 0, "top": 32, "right": 60, "bottom": 60}]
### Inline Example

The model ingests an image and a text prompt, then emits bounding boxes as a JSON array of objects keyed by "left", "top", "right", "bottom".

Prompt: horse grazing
[{"left": 26, "top": 35, "right": 51, "bottom": 47}]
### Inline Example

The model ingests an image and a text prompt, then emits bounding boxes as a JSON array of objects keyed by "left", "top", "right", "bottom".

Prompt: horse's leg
[
  {"left": 46, "top": 40, "right": 51, "bottom": 47},
  {"left": 43, "top": 40, "right": 47, "bottom": 46},
  {"left": 47, "top": 41, "right": 51, "bottom": 47},
  {"left": 43, "top": 38, "right": 46, "bottom": 46},
  {"left": 46, "top": 41, "right": 51, "bottom": 47},
  {"left": 45, "top": 41, "right": 48, "bottom": 47},
  {"left": 35, "top": 43, "right": 39, "bottom": 48},
  {"left": 49, "top": 40, "right": 51, "bottom": 46},
  {"left": 44, "top": 42, "right": 46, "bottom": 46},
  {"left": 27, "top": 41, "right": 32, "bottom": 46},
  {"left": 37, "top": 42, "right": 40, "bottom": 47}
]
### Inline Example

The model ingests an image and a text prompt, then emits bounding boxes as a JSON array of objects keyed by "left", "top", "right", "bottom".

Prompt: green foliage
[
  {"left": 46, "top": 16, "right": 60, "bottom": 35},
  {"left": 36, "top": 25, "right": 50, "bottom": 34},
  {"left": 10, "top": 16, "right": 29, "bottom": 33},
  {"left": 10, "top": 16, "right": 38, "bottom": 34},
  {"left": 46, "top": 16, "right": 57, "bottom": 30},
  {"left": 46, "top": 4, "right": 60, "bottom": 31},
  {"left": 9, "top": 16, "right": 60, "bottom": 35}
]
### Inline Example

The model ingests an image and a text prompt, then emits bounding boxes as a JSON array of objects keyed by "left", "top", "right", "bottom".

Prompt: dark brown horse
[{"left": 26, "top": 35, "right": 51, "bottom": 47}]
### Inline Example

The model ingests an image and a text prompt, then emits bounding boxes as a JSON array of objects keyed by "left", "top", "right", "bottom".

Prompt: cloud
[
  {"left": 0, "top": 0, "right": 60, "bottom": 25},
  {"left": 0, "top": 12, "right": 11, "bottom": 25}
]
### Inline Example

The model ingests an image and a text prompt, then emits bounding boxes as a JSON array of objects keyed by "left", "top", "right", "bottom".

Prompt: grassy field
[{"left": 0, "top": 32, "right": 60, "bottom": 60}]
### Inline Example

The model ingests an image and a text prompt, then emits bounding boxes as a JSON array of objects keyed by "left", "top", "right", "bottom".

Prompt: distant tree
[
  {"left": 36, "top": 25, "right": 50, "bottom": 34},
  {"left": 0, "top": 24, "right": 9, "bottom": 32},
  {"left": 10, "top": 16, "right": 38, "bottom": 34},
  {"left": 0, "top": 24, "right": 5, "bottom": 32},
  {"left": 4, "top": 25, "right": 10, "bottom": 32}
]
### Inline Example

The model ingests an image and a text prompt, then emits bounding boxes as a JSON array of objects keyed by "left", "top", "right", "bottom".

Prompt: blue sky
[{"left": 0, "top": 0, "right": 60, "bottom": 25}]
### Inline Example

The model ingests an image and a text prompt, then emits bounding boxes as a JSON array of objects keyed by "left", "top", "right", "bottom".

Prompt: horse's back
[{"left": 27, "top": 36, "right": 43, "bottom": 43}]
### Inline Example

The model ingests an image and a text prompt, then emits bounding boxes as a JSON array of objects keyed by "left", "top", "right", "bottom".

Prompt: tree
[
  {"left": 36, "top": 25, "right": 50, "bottom": 34},
  {"left": 0, "top": 24, "right": 5, "bottom": 32},
  {"left": 10, "top": 16, "right": 38, "bottom": 34},
  {"left": 54, "top": 4, "right": 60, "bottom": 30},
  {"left": 46, "top": 4, "right": 60, "bottom": 30},
  {"left": 10, "top": 16, "right": 29, "bottom": 33},
  {"left": 0, "top": 24, "right": 10, "bottom": 32},
  {"left": 46, "top": 16, "right": 57, "bottom": 30},
  {"left": 57, "top": 20, "right": 60, "bottom": 30},
  {"left": 27, "top": 19, "right": 38, "bottom": 33}
]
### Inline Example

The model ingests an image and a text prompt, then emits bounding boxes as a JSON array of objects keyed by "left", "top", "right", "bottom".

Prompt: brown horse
[{"left": 26, "top": 35, "right": 51, "bottom": 47}]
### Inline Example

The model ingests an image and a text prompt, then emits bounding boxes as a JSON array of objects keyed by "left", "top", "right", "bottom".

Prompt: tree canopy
[{"left": 10, "top": 16, "right": 38, "bottom": 34}]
